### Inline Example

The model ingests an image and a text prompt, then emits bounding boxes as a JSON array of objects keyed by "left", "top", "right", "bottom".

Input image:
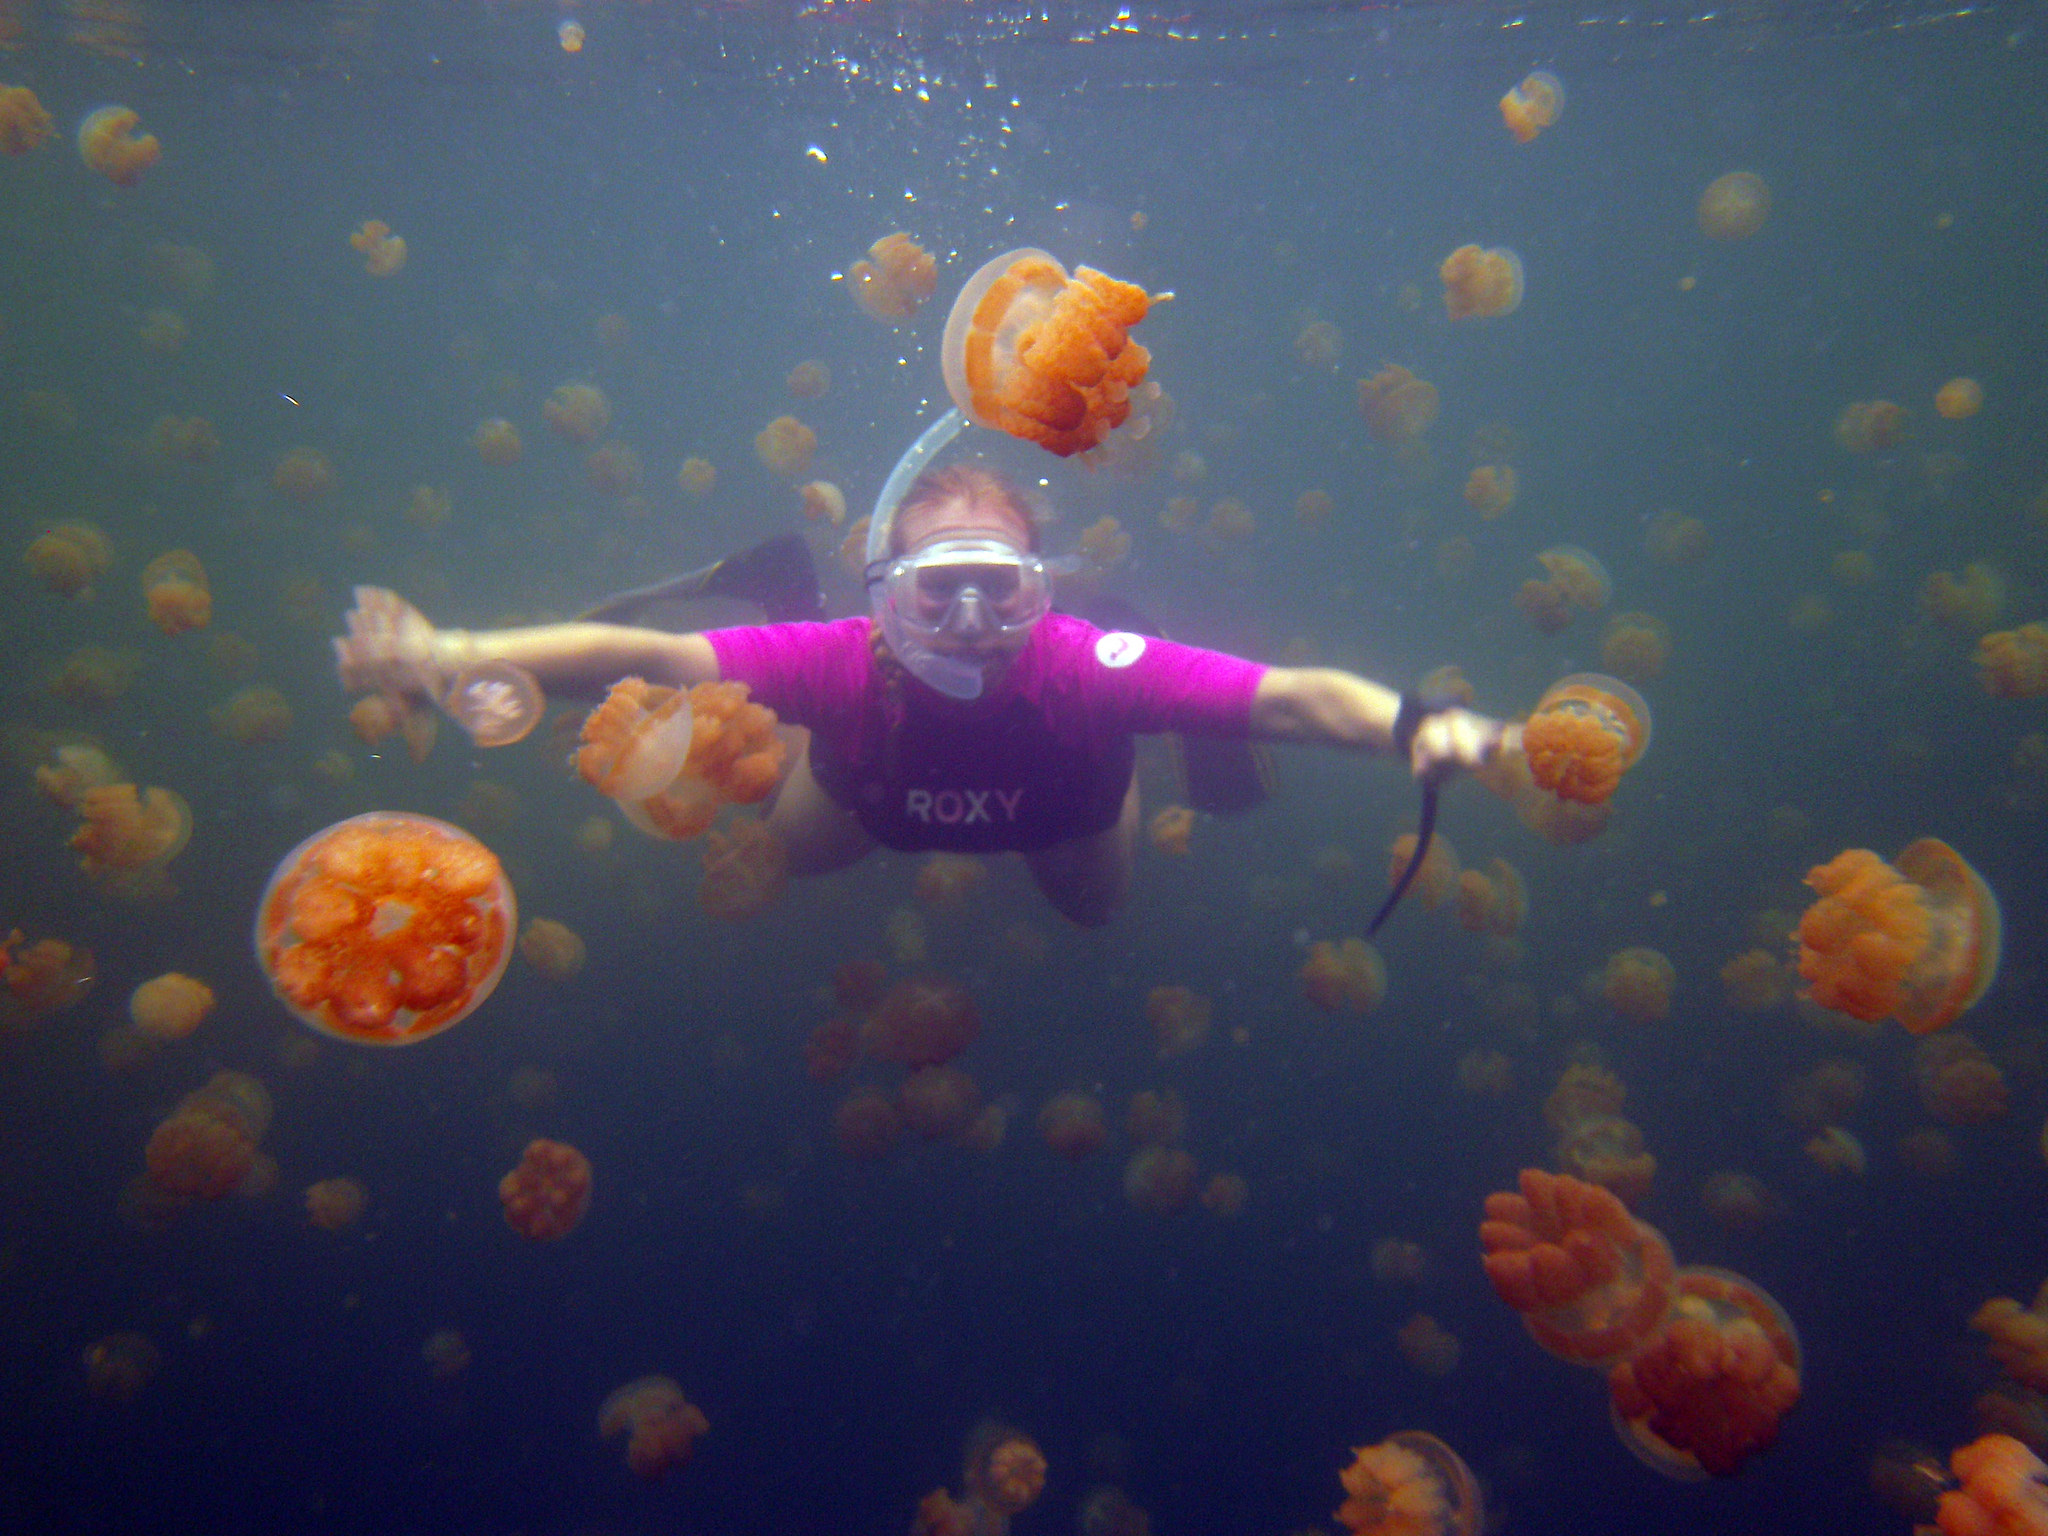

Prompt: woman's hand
[
  {"left": 333, "top": 587, "right": 455, "bottom": 701},
  {"left": 1410, "top": 709, "right": 1520, "bottom": 783}
]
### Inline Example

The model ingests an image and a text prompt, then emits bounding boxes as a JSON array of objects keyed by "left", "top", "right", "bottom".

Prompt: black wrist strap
[{"left": 1391, "top": 690, "right": 1431, "bottom": 759}]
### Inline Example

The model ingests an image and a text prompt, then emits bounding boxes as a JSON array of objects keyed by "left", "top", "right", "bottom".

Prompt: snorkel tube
[{"left": 866, "top": 408, "right": 991, "bottom": 701}]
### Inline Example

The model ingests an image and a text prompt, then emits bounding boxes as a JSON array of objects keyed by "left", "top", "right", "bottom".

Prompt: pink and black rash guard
[{"left": 706, "top": 612, "right": 1266, "bottom": 853}]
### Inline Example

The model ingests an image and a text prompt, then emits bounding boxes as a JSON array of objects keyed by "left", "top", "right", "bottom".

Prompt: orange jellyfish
[
  {"left": 1479, "top": 1166, "right": 1678, "bottom": 1366},
  {"left": 677, "top": 455, "right": 716, "bottom": 498},
  {"left": 272, "top": 447, "right": 335, "bottom": 502},
  {"left": 1970, "top": 1281, "right": 2048, "bottom": 1392},
  {"left": 1440, "top": 244, "right": 1525, "bottom": 320},
  {"left": 77, "top": 105, "right": 159, "bottom": 186},
  {"left": 305, "top": 1176, "right": 367, "bottom": 1229},
  {"left": 349, "top": 219, "right": 407, "bottom": 276},
  {"left": 1932, "top": 1434, "right": 2048, "bottom": 1536},
  {"left": 1697, "top": 172, "right": 1770, "bottom": 240},
  {"left": 144, "top": 1071, "right": 271, "bottom": 1201},
  {"left": 1124, "top": 1144, "right": 1199, "bottom": 1214},
  {"left": 542, "top": 383, "right": 610, "bottom": 444},
  {"left": 1463, "top": 464, "right": 1517, "bottom": 519},
  {"left": 584, "top": 440, "right": 642, "bottom": 495},
  {"left": 1720, "top": 949, "right": 1792, "bottom": 1012},
  {"left": 209, "top": 684, "right": 293, "bottom": 746},
  {"left": 499, "top": 1138, "right": 592, "bottom": 1240},
  {"left": 940, "top": 247, "right": 1161, "bottom": 460},
  {"left": 1039, "top": 1091, "right": 1108, "bottom": 1160},
  {"left": 1916, "top": 1032, "right": 2008, "bottom": 1125},
  {"left": 0, "top": 86, "right": 54, "bottom": 154},
  {"left": 1834, "top": 399, "right": 1907, "bottom": 453},
  {"left": 698, "top": 817, "right": 789, "bottom": 920},
  {"left": 519, "top": 918, "right": 586, "bottom": 981},
  {"left": 833, "top": 1087, "right": 903, "bottom": 1159},
  {"left": 70, "top": 784, "right": 191, "bottom": 878},
  {"left": 1499, "top": 70, "right": 1565, "bottom": 143},
  {"left": 1396, "top": 1313, "right": 1462, "bottom": 1377},
  {"left": 2, "top": 930, "right": 97, "bottom": 1031},
  {"left": 863, "top": 975, "right": 979, "bottom": 1068},
  {"left": 83, "top": 1332, "right": 160, "bottom": 1403},
  {"left": 1794, "top": 839, "right": 2000, "bottom": 1033},
  {"left": 1294, "top": 318, "right": 1344, "bottom": 368},
  {"left": 25, "top": 522, "right": 112, "bottom": 597},
  {"left": 473, "top": 418, "right": 522, "bottom": 465},
  {"left": 1299, "top": 937, "right": 1388, "bottom": 1015},
  {"left": 899, "top": 1064, "right": 982, "bottom": 1140},
  {"left": 1149, "top": 804, "right": 1195, "bottom": 855},
  {"left": 146, "top": 413, "right": 221, "bottom": 464},
  {"left": 964, "top": 1423, "right": 1048, "bottom": 1517},
  {"left": 140, "top": 549, "right": 211, "bottom": 635},
  {"left": 753, "top": 414, "right": 818, "bottom": 478},
  {"left": 1600, "top": 612, "right": 1671, "bottom": 684},
  {"left": 1335, "top": 1432, "right": 1483, "bottom": 1536},
  {"left": 1146, "top": 984, "right": 1212, "bottom": 1059},
  {"left": 1600, "top": 946, "right": 1676, "bottom": 1025},
  {"left": 599, "top": 1377, "right": 708, "bottom": 1479},
  {"left": 253, "top": 812, "right": 516, "bottom": 1045},
  {"left": 1520, "top": 673, "right": 1652, "bottom": 807},
  {"left": 1386, "top": 830, "right": 1461, "bottom": 909},
  {"left": 1357, "top": 364, "right": 1440, "bottom": 444},
  {"left": 1921, "top": 563, "right": 2005, "bottom": 634},
  {"left": 442, "top": 660, "right": 543, "bottom": 747},
  {"left": 849, "top": 232, "right": 938, "bottom": 322},
  {"left": 1976, "top": 622, "right": 2048, "bottom": 699},
  {"left": 1607, "top": 1267, "right": 1802, "bottom": 1479},
  {"left": 1643, "top": 508, "right": 1709, "bottom": 564},
  {"left": 798, "top": 479, "right": 846, "bottom": 526},
  {"left": 787, "top": 359, "right": 831, "bottom": 398},
  {"left": 1537, "top": 545, "right": 1611, "bottom": 611},
  {"left": 1455, "top": 857, "right": 1528, "bottom": 937},
  {"left": 129, "top": 973, "right": 213, "bottom": 1041},
  {"left": 1936, "top": 377, "right": 1984, "bottom": 421}
]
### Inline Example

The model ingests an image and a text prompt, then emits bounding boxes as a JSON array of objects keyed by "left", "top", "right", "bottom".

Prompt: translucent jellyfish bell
[{"left": 443, "top": 660, "right": 544, "bottom": 747}]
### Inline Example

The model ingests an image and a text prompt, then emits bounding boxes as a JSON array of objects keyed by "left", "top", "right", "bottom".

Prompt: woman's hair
[{"left": 892, "top": 463, "right": 1040, "bottom": 554}]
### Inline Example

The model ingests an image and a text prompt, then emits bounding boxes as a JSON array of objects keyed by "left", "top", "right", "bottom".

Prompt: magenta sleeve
[
  {"left": 704, "top": 618, "right": 872, "bottom": 727},
  {"left": 1045, "top": 615, "right": 1265, "bottom": 737}
]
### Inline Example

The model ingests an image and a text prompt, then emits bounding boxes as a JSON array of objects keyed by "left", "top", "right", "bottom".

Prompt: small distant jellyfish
[
  {"left": 83, "top": 1332, "right": 160, "bottom": 1403},
  {"left": 1499, "top": 70, "right": 1564, "bottom": 143},
  {"left": 1440, "top": 244, "right": 1524, "bottom": 320},
  {"left": 77, "top": 105, "right": 159, "bottom": 186},
  {"left": 348, "top": 220, "right": 407, "bottom": 276},
  {"left": 422, "top": 1328, "right": 471, "bottom": 1379},
  {"left": 557, "top": 17, "right": 585, "bottom": 52},
  {"left": 1698, "top": 172, "right": 1770, "bottom": 240},
  {"left": 499, "top": 1138, "right": 592, "bottom": 1240},
  {"left": 1935, "top": 377, "right": 1984, "bottom": 421}
]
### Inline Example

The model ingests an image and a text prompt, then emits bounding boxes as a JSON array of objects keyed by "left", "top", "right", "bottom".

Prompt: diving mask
[{"left": 867, "top": 538, "right": 1053, "bottom": 641}]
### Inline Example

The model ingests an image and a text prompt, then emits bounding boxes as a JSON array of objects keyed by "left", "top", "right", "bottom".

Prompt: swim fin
[
  {"left": 1065, "top": 592, "right": 1276, "bottom": 818},
  {"left": 580, "top": 533, "right": 826, "bottom": 628}
]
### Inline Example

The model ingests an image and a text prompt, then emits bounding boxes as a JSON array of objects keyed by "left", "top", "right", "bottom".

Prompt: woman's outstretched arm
[
  {"left": 1250, "top": 666, "right": 1521, "bottom": 780},
  {"left": 334, "top": 587, "right": 719, "bottom": 702}
]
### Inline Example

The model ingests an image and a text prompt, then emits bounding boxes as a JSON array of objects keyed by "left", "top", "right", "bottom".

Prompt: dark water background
[{"left": 2, "top": 0, "right": 2046, "bottom": 1531}]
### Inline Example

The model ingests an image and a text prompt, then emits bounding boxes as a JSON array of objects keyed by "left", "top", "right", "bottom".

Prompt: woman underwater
[{"left": 335, "top": 418, "right": 1519, "bottom": 926}]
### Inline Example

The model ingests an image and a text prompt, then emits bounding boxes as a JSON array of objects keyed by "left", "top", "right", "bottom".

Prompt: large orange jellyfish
[
  {"left": 499, "top": 1138, "right": 592, "bottom": 1240},
  {"left": 442, "top": 660, "right": 543, "bottom": 747},
  {"left": 543, "top": 383, "right": 610, "bottom": 444},
  {"left": 129, "top": 973, "right": 213, "bottom": 1040},
  {"left": 1479, "top": 1167, "right": 1678, "bottom": 1366},
  {"left": 1932, "top": 1434, "right": 2048, "bottom": 1536},
  {"left": 599, "top": 1376, "right": 708, "bottom": 1477},
  {"left": 1335, "top": 1431, "right": 1483, "bottom": 1536},
  {"left": 1977, "top": 623, "right": 2048, "bottom": 699},
  {"left": 1795, "top": 839, "right": 2000, "bottom": 1033},
  {"left": 1697, "top": 172, "right": 1770, "bottom": 240},
  {"left": 1299, "top": 937, "right": 1387, "bottom": 1014},
  {"left": 25, "top": 522, "right": 112, "bottom": 597},
  {"left": 1440, "top": 244, "right": 1524, "bottom": 320},
  {"left": 70, "top": 784, "right": 191, "bottom": 878},
  {"left": 1607, "top": 1266, "right": 1802, "bottom": 1479},
  {"left": 1357, "top": 364, "right": 1440, "bottom": 444},
  {"left": 77, "top": 105, "right": 159, "bottom": 185},
  {"left": 253, "top": 812, "right": 516, "bottom": 1045},
  {"left": 1520, "top": 673, "right": 1651, "bottom": 807},
  {"left": 850, "top": 232, "right": 938, "bottom": 322},
  {"left": 863, "top": 975, "right": 979, "bottom": 1067},
  {"left": 1499, "top": 70, "right": 1564, "bottom": 143},
  {"left": 940, "top": 247, "right": 1161, "bottom": 459},
  {"left": 584, "top": 679, "right": 783, "bottom": 841},
  {"left": 578, "top": 676, "right": 694, "bottom": 801},
  {"left": 140, "top": 549, "right": 211, "bottom": 635},
  {"left": 349, "top": 219, "right": 407, "bottom": 276},
  {"left": 0, "top": 86, "right": 54, "bottom": 154}
]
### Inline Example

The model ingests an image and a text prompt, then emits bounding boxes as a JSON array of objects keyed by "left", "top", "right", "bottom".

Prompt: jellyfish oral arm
[{"left": 440, "top": 625, "right": 719, "bottom": 698}]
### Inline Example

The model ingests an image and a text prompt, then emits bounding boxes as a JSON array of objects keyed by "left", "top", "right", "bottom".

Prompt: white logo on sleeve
[{"left": 1095, "top": 631, "right": 1147, "bottom": 669}]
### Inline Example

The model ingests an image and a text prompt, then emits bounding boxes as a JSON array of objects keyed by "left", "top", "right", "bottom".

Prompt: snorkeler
[{"left": 334, "top": 411, "right": 1517, "bottom": 926}]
